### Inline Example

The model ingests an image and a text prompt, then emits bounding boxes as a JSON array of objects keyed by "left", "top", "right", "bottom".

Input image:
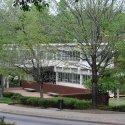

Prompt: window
[
  {"left": 96, "top": 51, "right": 101, "bottom": 62},
  {"left": 19, "top": 50, "right": 32, "bottom": 60},
  {"left": 57, "top": 50, "right": 80, "bottom": 61},
  {"left": 83, "top": 75, "right": 91, "bottom": 80},
  {"left": 58, "top": 72, "right": 62, "bottom": 82},
  {"left": 58, "top": 72, "right": 80, "bottom": 84},
  {"left": 46, "top": 52, "right": 54, "bottom": 60},
  {"left": 40, "top": 51, "right": 46, "bottom": 59},
  {"left": 72, "top": 51, "right": 80, "bottom": 61},
  {"left": 40, "top": 51, "right": 55, "bottom": 60}
]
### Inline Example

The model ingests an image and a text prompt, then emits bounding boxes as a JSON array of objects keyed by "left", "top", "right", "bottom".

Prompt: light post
[{"left": 116, "top": 83, "right": 120, "bottom": 106}]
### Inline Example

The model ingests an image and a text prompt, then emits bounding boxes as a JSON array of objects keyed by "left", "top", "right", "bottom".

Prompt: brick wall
[
  {"left": 22, "top": 81, "right": 40, "bottom": 92},
  {"left": 22, "top": 81, "right": 86, "bottom": 94},
  {"left": 62, "top": 93, "right": 109, "bottom": 105}
]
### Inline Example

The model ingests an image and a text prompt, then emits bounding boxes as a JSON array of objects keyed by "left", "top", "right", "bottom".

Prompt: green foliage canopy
[{"left": 13, "top": 0, "right": 49, "bottom": 11}]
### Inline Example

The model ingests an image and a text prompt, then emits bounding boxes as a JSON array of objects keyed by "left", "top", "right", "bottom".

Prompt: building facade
[
  {"left": 23, "top": 43, "right": 92, "bottom": 89},
  {"left": 3, "top": 43, "right": 113, "bottom": 89}
]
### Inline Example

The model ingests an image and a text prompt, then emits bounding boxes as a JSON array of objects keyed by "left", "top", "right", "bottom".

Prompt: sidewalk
[
  {"left": 0, "top": 103, "right": 125, "bottom": 125},
  {"left": 2, "top": 87, "right": 125, "bottom": 125},
  {"left": 4, "top": 87, "right": 51, "bottom": 98}
]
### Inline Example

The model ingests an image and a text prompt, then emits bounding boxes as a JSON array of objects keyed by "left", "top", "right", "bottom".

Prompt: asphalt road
[{"left": 0, "top": 112, "right": 107, "bottom": 125}]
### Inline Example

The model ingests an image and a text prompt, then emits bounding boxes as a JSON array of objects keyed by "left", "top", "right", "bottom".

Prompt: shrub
[
  {"left": 3, "top": 92, "right": 22, "bottom": 103},
  {"left": 40, "top": 99, "right": 51, "bottom": 108},
  {"left": 20, "top": 97, "right": 56, "bottom": 108},
  {"left": 3, "top": 92, "right": 14, "bottom": 98},
  {"left": 3, "top": 92, "right": 22, "bottom": 98},
  {"left": 9, "top": 79, "right": 19, "bottom": 86},
  {"left": 26, "top": 97, "right": 41, "bottom": 106},
  {"left": 74, "top": 100, "right": 91, "bottom": 110},
  {"left": 0, "top": 116, "right": 16, "bottom": 125},
  {"left": 3, "top": 92, "right": 92, "bottom": 110},
  {"left": 63, "top": 98, "right": 92, "bottom": 110},
  {"left": 20, "top": 96, "right": 30, "bottom": 105},
  {"left": 19, "top": 96, "right": 92, "bottom": 110},
  {"left": 99, "top": 105, "right": 125, "bottom": 112},
  {"left": 112, "top": 105, "right": 125, "bottom": 112},
  {"left": 0, "top": 122, "right": 16, "bottom": 125},
  {"left": 63, "top": 98, "right": 76, "bottom": 109},
  {"left": 11, "top": 94, "right": 23, "bottom": 103},
  {"left": 41, "top": 98, "right": 58, "bottom": 108},
  {"left": 98, "top": 105, "right": 113, "bottom": 111}
]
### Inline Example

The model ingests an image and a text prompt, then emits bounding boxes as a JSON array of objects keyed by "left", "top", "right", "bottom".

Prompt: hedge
[
  {"left": 99, "top": 105, "right": 125, "bottom": 112},
  {"left": 3, "top": 92, "right": 22, "bottom": 98},
  {"left": 3, "top": 92, "right": 125, "bottom": 112},
  {"left": 19, "top": 96, "right": 92, "bottom": 110},
  {"left": 3, "top": 92, "right": 23, "bottom": 103}
]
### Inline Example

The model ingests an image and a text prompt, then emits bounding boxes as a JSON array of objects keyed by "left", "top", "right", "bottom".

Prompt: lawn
[
  {"left": 109, "top": 97, "right": 125, "bottom": 106},
  {"left": 0, "top": 97, "right": 16, "bottom": 103}
]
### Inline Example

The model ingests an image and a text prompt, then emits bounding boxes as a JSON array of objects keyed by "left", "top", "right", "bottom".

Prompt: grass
[
  {"left": 109, "top": 97, "right": 125, "bottom": 106},
  {"left": 0, "top": 97, "right": 16, "bottom": 103}
]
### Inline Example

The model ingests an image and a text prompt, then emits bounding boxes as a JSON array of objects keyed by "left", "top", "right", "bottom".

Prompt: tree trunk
[
  {"left": 39, "top": 82, "right": 43, "bottom": 99},
  {"left": 0, "top": 75, "right": 4, "bottom": 99},
  {"left": 0, "top": 89, "right": 3, "bottom": 99},
  {"left": 1, "top": 75, "right": 4, "bottom": 92},
  {"left": 92, "top": 81, "right": 98, "bottom": 109},
  {"left": 91, "top": 55, "right": 98, "bottom": 109}
]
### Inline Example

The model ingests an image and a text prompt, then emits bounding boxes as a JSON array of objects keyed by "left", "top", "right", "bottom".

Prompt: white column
[
  {"left": 116, "top": 83, "right": 120, "bottom": 106},
  {"left": 54, "top": 66, "right": 58, "bottom": 84},
  {"left": 56, "top": 72, "right": 58, "bottom": 84},
  {"left": 80, "top": 52, "right": 82, "bottom": 63},
  {"left": 80, "top": 74, "right": 83, "bottom": 86},
  {"left": 46, "top": 52, "right": 47, "bottom": 59},
  {"left": 6, "top": 78, "right": 9, "bottom": 88}
]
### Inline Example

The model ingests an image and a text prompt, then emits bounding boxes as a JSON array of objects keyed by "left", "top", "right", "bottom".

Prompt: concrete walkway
[
  {"left": 2, "top": 87, "right": 125, "bottom": 125},
  {"left": 0, "top": 103, "right": 125, "bottom": 125},
  {"left": 4, "top": 87, "right": 51, "bottom": 98}
]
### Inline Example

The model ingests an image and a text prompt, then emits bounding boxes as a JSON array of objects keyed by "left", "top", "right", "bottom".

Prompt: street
[{"left": 0, "top": 112, "right": 107, "bottom": 125}]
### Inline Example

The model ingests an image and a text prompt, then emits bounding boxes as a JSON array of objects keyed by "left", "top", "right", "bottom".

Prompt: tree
[
  {"left": 12, "top": 0, "right": 78, "bottom": 11},
  {"left": 0, "top": 0, "right": 21, "bottom": 99},
  {"left": 112, "top": 34, "right": 125, "bottom": 94},
  {"left": 1, "top": 6, "right": 57, "bottom": 98},
  {"left": 54, "top": 0, "right": 125, "bottom": 109},
  {"left": 13, "top": 0, "right": 49, "bottom": 11}
]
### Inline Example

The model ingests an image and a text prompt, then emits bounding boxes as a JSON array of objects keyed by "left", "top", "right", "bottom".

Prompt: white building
[
  {"left": 2, "top": 43, "right": 114, "bottom": 89},
  {"left": 22, "top": 43, "right": 92, "bottom": 89}
]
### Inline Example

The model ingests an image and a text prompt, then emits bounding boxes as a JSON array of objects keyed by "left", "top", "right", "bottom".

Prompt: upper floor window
[
  {"left": 57, "top": 50, "right": 80, "bottom": 61},
  {"left": 40, "top": 51, "right": 55, "bottom": 60}
]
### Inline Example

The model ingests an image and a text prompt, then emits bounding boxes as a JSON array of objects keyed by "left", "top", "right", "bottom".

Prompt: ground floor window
[
  {"left": 58, "top": 72, "right": 80, "bottom": 84},
  {"left": 44, "top": 71, "right": 56, "bottom": 83},
  {"left": 83, "top": 75, "right": 91, "bottom": 80}
]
